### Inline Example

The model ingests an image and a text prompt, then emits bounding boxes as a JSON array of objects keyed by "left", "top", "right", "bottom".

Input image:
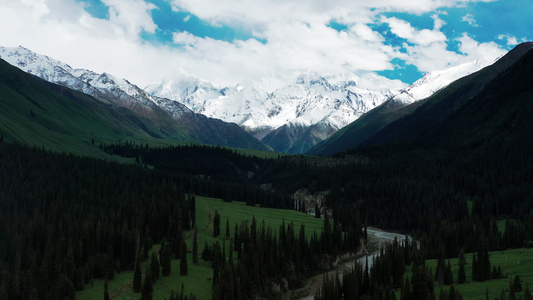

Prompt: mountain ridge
[
  {"left": 0, "top": 46, "right": 268, "bottom": 151},
  {"left": 306, "top": 53, "right": 510, "bottom": 156},
  {"left": 361, "top": 42, "right": 533, "bottom": 149},
  {"left": 312, "top": 42, "right": 533, "bottom": 157},
  {"left": 146, "top": 70, "right": 402, "bottom": 153}
]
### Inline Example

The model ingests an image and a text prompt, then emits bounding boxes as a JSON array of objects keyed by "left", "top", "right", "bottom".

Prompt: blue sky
[{"left": 1, "top": 0, "right": 531, "bottom": 88}]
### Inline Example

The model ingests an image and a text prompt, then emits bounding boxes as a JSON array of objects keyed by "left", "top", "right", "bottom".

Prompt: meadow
[
  {"left": 403, "top": 248, "right": 533, "bottom": 300},
  {"left": 76, "top": 196, "right": 324, "bottom": 300}
]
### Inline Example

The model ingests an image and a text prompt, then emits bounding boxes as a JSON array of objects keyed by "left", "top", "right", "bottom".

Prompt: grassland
[
  {"left": 76, "top": 196, "right": 324, "bottom": 300},
  {"left": 401, "top": 248, "right": 533, "bottom": 300}
]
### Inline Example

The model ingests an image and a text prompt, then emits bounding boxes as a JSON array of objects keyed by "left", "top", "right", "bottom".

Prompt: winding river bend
[{"left": 295, "top": 228, "right": 412, "bottom": 300}]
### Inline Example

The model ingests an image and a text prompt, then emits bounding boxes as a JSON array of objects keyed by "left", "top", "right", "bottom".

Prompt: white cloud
[
  {"left": 380, "top": 16, "right": 447, "bottom": 45},
  {"left": 350, "top": 23, "right": 384, "bottom": 42},
  {"left": 498, "top": 34, "right": 520, "bottom": 46},
  {"left": 103, "top": 0, "right": 157, "bottom": 38},
  {"left": 432, "top": 13, "right": 446, "bottom": 31},
  {"left": 461, "top": 13, "right": 478, "bottom": 27},
  {"left": 457, "top": 33, "right": 506, "bottom": 61},
  {"left": 183, "top": 15, "right": 191, "bottom": 22},
  {"left": 173, "top": 31, "right": 197, "bottom": 46},
  {"left": 400, "top": 33, "right": 506, "bottom": 73},
  {"left": 0, "top": 0, "right": 508, "bottom": 88}
]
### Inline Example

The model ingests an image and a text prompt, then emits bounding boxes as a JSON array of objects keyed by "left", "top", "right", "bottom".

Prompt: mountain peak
[
  {"left": 0, "top": 46, "right": 269, "bottom": 151},
  {"left": 389, "top": 59, "right": 491, "bottom": 105},
  {"left": 294, "top": 72, "right": 331, "bottom": 88}
]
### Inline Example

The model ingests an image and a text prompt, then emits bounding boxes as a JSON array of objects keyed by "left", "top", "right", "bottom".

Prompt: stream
[{"left": 296, "top": 228, "right": 412, "bottom": 300}]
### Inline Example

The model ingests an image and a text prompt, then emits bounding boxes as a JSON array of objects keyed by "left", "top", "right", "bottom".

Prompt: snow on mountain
[
  {"left": 0, "top": 46, "right": 195, "bottom": 119},
  {"left": 1, "top": 45, "right": 495, "bottom": 153},
  {"left": 147, "top": 71, "right": 400, "bottom": 134},
  {"left": 0, "top": 46, "right": 272, "bottom": 150},
  {"left": 390, "top": 59, "right": 493, "bottom": 105},
  {"left": 146, "top": 70, "right": 405, "bottom": 152},
  {"left": 146, "top": 58, "right": 495, "bottom": 153}
]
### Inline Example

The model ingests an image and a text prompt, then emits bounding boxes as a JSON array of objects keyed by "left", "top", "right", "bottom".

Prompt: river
[{"left": 296, "top": 228, "right": 412, "bottom": 300}]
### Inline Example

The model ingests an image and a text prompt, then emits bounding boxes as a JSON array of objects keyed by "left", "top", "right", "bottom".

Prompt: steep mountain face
[
  {"left": 307, "top": 57, "right": 502, "bottom": 156},
  {"left": 362, "top": 42, "right": 533, "bottom": 148},
  {"left": 147, "top": 72, "right": 399, "bottom": 153},
  {"left": 0, "top": 46, "right": 268, "bottom": 150},
  {"left": 0, "top": 58, "right": 180, "bottom": 155}
]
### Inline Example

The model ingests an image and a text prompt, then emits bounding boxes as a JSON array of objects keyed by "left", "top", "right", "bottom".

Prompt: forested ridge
[
  {"left": 2, "top": 46, "right": 533, "bottom": 299},
  {"left": 0, "top": 142, "right": 299, "bottom": 299},
  {"left": 0, "top": 142, "right": 364, "bottom": 300},
  {"left": 2, "top": 137, "right": 532, "bottom": 299}
]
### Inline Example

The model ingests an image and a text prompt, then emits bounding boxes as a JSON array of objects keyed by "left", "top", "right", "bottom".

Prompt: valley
[{"left": 0, "top": 39, "right": 533, "bottom": 300}]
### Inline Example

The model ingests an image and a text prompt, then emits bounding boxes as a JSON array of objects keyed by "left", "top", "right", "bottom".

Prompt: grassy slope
[
  {"left": 307, "top": 99, "right": 418, "bottom": 156},
  {"left": 0, "top": 59, "right": 194, "bottom": 158},
  {"left": 76, "top": 196, "right": 324, "bottom": 300},
  {"left": 399, "top": 248, "right": 533, "bottom": 300},
  {"left": 0, "top": 59, "right": 273, "bottom": 158}
]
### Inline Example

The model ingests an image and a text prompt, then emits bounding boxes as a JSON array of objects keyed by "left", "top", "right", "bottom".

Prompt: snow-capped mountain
[
  {"left": 1, "top": 46, "right": 173, "bottom": 112},
  {"left": 0, "top": 46, "right": 268, "bottom": 150},
  {"left": 147, "top": 72, "right": 401, "bottom": 152},
  {"left": 390, "top": 59, "right": 494, "bottom": 105},
  {"left": 146, "top": 58, "right": 494, "bottom": 153},
  {"left": 1, "top": 45, "right": 497, "bottom": 153}
]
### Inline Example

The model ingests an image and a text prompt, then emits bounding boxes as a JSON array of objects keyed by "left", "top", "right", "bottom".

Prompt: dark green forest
[
  {"left": 1, "top": 44, "right": 533, "bottom": 300},
  {"left": 2, "top": 137, "right": 533, "bottom": 299}
]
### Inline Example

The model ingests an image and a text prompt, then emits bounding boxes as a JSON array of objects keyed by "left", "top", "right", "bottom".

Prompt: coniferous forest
[
  {"left": 2, "top": 44, "right": 533, "bottom": 300},
  {"left": 2, "top": 137, "right": 533, "bottom": 300}
]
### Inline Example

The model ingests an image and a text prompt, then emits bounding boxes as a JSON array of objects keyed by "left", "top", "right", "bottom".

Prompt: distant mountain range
[
  {"left": 308, "top": 42, "right": 533, "bottom": 156},
  {"left": 0, "top": 46, "right": 268, "bottom": 151},
  {"left": 147, "top": 60, "right": 495, "bottom": 153},
  {"left": 146, "top": 72, "right": 400, "bottom": 153},
  {"left": 1, "top": 45, "right": 500, "bottom": 154}
]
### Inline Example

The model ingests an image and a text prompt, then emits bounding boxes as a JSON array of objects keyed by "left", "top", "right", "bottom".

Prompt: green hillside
[
  {"left": 76, "top": 196, "right": 324, "bottom": 300},
  {"left": 0, "top": 59, "right": 193, "bottom": 157},
  {"left": 363, "top": 42, "right": 533, "bottom": 148},
  {"left": 307, "top": 99, "right": 422, "bottom": 156},
  {"left": 309, "top": 42, "right": 533, "bottom": 157},
  {"left": 408, "top": 248, "right": 533, "bottom": 300}
]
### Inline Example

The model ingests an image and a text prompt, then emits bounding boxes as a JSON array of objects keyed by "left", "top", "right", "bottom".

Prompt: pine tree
[
  {"left": 212, "top": 242, "right": 221, "bottom": 286},
  {"left": 444, "top": 260, "right": 453, "bottom": 285},
  {"left": 225, "top": 219, "right": 231, "bottom": 240},
  {"left": 161, "top": 244, "right": 172, "bottom": 276},
  {"left": 401, "top": 277, "right": 412, "bottom": 300},
  {"left": 439, "top": 287, "right": 446, "bottom": 300},
  {"left": 180, "top": 240, "right": 188, "bottom": 275},
  {"left": 512, "top": 275, "right": 523, "bottom": 293},
  {"left": 150, "top": 252, "right": 160, "bottom": 282},
  {"left": 141, "top": 267, "right": 153, "bottom": 300},
  {"left": 500, "top": 289, "right": 507, "bottom": 300},
  {"left": 213, "top": 210, "right": 221, "bottom": 237},
  {"left": 471, "top": 253, "right": 478, "bottom": 281},
  {"left": 436, "top": 254, "right": 445, "bottom": 285},
  {"left": 481, "top": 248, "right": 491, "bottom": 281},
  {"left": 133, "top": 256, "right": 142, "bottom": 292},
  {"left": 524, "top": 283, "right": 532, "bottom": 300},
  {"left": 193, "top": 227, "right": 199, "bottom": 265},
  {"left": 190, "top": 195, "right": 196, "bottom": 228},
  {"left": 458, "top": 249, "right": 466, "bottom": 266},
  {"left": 104, "top": 280, "right": 110, "bottom": 300},
  {"left": 457, "top": 259, "right": 466, "bottom": 284},
  {"left": 105, "top": 246, "right": 115, "bottom": 280},
  {"left": 412, "top": 265, "right": 436, "bottom": 300},
  {"left": 201, "top": 241, "right": 212, "bottom": 261},
  {"left": 233, "top": 223, "right": 240, "bottom": 255}
]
